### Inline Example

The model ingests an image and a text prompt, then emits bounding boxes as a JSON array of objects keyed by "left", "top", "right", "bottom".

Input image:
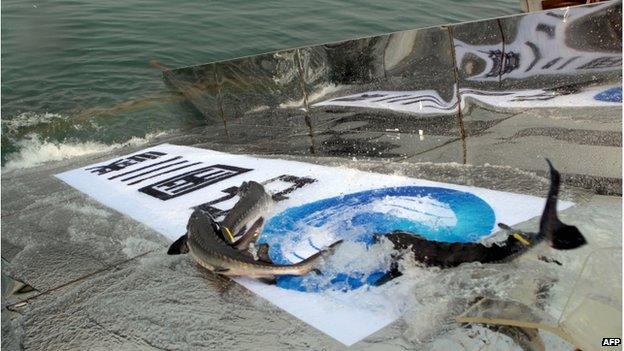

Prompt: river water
[{"left": 1, "top": 0, "right": 519, "bottom": 168}]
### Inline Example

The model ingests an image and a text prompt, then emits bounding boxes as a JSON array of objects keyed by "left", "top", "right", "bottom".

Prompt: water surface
[{"left": 1, "top": 0, "right": 519, "bottom": 165}]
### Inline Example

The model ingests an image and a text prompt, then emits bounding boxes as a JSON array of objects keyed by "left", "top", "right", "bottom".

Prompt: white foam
[
  {"left": 1, "top": 112, "right": 67, "bottom": 134},
  {"left": 300, "top": 238, "right": 398, "bottom": 293},
  {"left": 3, "top": 131, "right": 169, "bottom": 171}
]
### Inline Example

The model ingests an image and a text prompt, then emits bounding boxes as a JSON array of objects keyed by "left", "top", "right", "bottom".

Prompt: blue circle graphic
[
  {"left": 257, "top": 186, "right": 496, "bottom": 292},
  {"left": 594, "top": 87, "right": 622, "bottom": 103}
]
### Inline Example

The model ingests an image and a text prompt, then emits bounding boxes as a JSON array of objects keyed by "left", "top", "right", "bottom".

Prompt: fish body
[
  {"left": 220, "top": 181, "right": 273, "bottom": 250},
  {"left": 381, "top": 229, "right": 534, "bottom": 267}
]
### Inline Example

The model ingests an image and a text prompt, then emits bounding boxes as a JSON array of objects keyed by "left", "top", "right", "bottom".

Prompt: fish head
[
  {"left": 187, "top": 209, "right": 225, "bottom": 244},
  {"left": 227, "top": 181, "right": 274, "bottom": 239},
  {"left": 550, "top": 224, "right": 586, "bottom": 250},
  {"left": 237, "top": 181, "right": 252, "bottom": 197}
]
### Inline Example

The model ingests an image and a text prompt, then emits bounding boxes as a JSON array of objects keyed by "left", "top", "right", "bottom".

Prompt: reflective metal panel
[
  {"left": 165, "top": 0, "right": 622, "bottom": 194},
  {"left": 454, "top": 2, "right": 622, "bottom": 193},
  {"left": 304, "top": 26, "right": 462, "bottom": 160}
]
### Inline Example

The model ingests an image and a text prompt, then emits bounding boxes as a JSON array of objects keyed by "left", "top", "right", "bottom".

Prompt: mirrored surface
[{"left": 166, "top": 1, "right": 621, "bottom": 194}]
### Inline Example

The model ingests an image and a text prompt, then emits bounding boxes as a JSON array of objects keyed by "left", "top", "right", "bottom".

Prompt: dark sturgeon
[
  {"left": 378, "top": 159, "right": 586, "bottom": 268},
  {"left": 168, "top": 181, "right": 341, "bottom": 278}
]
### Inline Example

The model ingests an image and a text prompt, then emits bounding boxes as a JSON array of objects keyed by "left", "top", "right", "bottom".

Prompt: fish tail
[
  {"left": 540, "top": 158, "right": 560, "bottom": 238},
  {"left": 540, "top": 159, "right": 586, "bottom": 250},
  {"left": 545, "top": 158, "right": 560, "bottom": 200},
  {"left": 167, "top": 234, "right": 189, "bottom": 255}
]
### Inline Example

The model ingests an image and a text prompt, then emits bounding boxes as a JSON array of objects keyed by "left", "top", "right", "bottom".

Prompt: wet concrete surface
[
  {"left": 2, "top": 133, "right": 620, "bottom": 350},
  {"left": 404, "top": 107, "right": 622, "bottom": 195}
]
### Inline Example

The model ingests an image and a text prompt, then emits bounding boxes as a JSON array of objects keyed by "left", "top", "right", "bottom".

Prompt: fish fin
[
  {"left": 237, "top": 181, "right": 251, "bottom": 196},
  {"left": 290, "top": 240, "right": 343, "bottom": 271},
  {"left": 15, "top": 282, "right": 36, "bottom": 294},
  {"left": 167, "top": 234, "right": 189, "bottom": 255},
  {"left": 372, "top": 263, "right": 402, "bottom": 286},
  {"left": 497, "top": 223, "right": 513, "bottom": 231},
  {"left": 234, "top": 218, "right": 264, "bottom": 250},
  {"left": 328, "top": 239, "right": 344, "bottom": 249},
  {"left": 256, "top": 277, "right": 277, "bottom": 285},
  {"left": 234, "top": 224, "right": 248, "bottom": 239},
  {"left": 256, "top": 243, "right": 273, "bottom": 264},
  {"left": 540, "top": 159, "right": 587, "bottom": 250},
  {"left": 213, "top": 267, "right": 230, "bottom": 274},
  {"left": 498, "top": 223, "right": 534, "bottom": 246},
  {"left": 550, "top": 224, "right": 586, "bottom": 250}
]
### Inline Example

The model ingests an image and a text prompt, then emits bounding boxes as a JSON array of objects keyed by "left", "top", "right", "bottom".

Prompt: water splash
[{"left": 2, "top": 131, "right": 169, "bottom": 171}]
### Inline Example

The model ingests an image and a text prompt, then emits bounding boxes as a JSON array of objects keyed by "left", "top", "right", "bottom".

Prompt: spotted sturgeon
[{"left": 169, "top": 181, "right": 341, "bottom": 278}]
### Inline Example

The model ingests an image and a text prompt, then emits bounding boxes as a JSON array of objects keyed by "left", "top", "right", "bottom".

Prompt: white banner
[{"left": 56, "top": 144, "right": 569, "bottom": 345}]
